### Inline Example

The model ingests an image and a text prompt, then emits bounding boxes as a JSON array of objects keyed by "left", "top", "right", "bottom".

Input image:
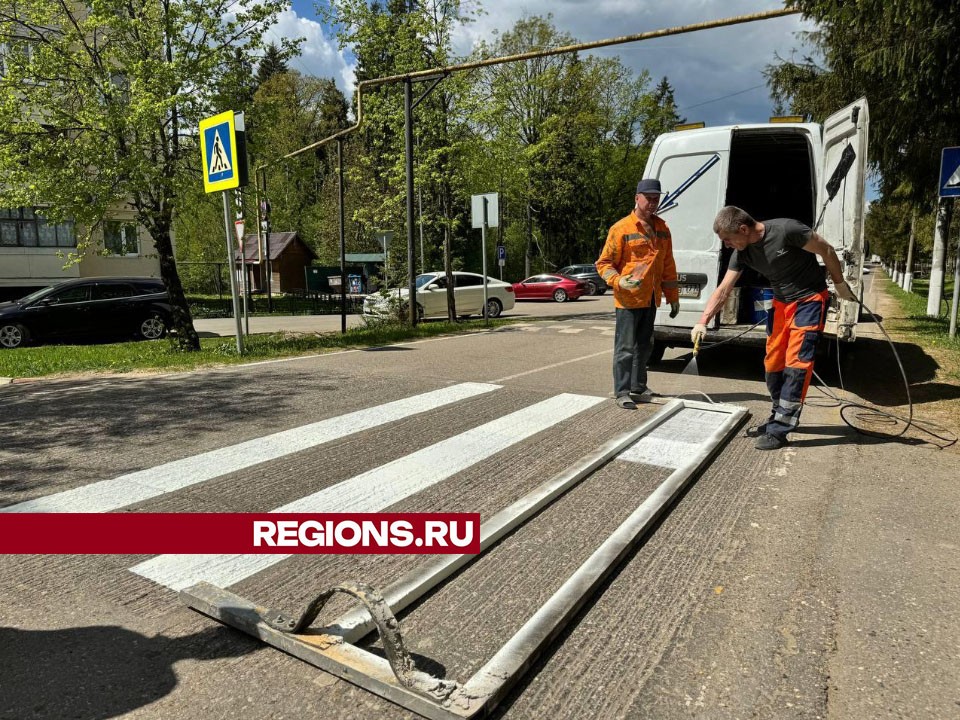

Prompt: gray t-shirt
[{"left": 728, "top": 218, "right": 827, "bottom": 302}]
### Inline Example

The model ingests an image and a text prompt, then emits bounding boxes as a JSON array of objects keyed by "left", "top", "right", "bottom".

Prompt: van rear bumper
[{"left": 654, "top": 324, "right": 767, "bottom": 349}]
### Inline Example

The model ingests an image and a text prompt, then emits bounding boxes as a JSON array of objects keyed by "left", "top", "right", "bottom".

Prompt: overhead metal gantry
[{"left": 252, "top": 8, "right": 800, "bottom": 328}]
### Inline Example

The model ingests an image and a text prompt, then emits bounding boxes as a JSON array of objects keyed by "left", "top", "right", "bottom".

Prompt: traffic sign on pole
[
  {"left": 234, "top": 219, "right": 246, "bottom": 250},
  {"left": 938, "top": 146, "right": 960, "bottom": 198},
  {"left": 199, "top": 110, "right": 249, "bottom": 193},
  {"left": 471, "top": 193, "right": 499, "bottom": 228}
]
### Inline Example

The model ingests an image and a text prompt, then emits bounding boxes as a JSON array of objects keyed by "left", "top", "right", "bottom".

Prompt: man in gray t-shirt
[{"left": 691, "top": 206, "right": 857, "bottom": 451}]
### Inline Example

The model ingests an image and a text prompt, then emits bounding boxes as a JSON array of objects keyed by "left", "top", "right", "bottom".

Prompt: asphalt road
[{"left": 1, "top": 278, "right": 958, "bottom": 720}]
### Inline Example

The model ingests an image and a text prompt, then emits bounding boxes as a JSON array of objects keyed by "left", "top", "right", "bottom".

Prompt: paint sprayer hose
[
  {"left": 810, "top": 300, "right": 956, "bottom": 448},
  {"left": 673, "top": 301, "right": 956, "bottom": 448}
]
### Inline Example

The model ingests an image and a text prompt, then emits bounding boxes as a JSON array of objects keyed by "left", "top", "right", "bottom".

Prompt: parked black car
[
  {"left": 558, "top": 264, "right": 607, "bottom": 296},
  {"left": 0, "top": 277, "right": 172, "bottom": 349}
]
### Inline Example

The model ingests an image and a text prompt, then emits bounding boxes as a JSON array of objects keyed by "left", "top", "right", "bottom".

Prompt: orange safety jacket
[{"left": 596, "top": 211, "right": 679, "bottom": 310}]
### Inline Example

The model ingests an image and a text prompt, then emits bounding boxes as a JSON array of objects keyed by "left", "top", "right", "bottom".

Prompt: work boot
[
  {"left": 754, "top": 433, "right": 788, "bottom": 451},
  {"left": 746, "top": 422, "right": 769, "bottom": 438},
  {"left": 616, "top": 395, "right": 638, "bottom": 410},
  {"left": 629, "top": 389, "right": 655, "bottom": 403}
]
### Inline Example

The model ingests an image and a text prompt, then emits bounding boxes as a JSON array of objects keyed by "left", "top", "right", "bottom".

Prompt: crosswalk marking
[
  {"left": 130, "top": 393, "right": 605, "bottom": 591},
  {"left": 1, "top": 383, "right": 500, "bottom": 514}
]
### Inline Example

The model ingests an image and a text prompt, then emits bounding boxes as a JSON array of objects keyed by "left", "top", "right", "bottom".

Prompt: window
[
  {"left": 104, "top": 221, "right": 139, "bottom": 256},
  {"left": 455, "top": 274, "right": 483, "bottom": 287},
  {"left": 0, "top": 207, "right": 76, "bottom": 247},
  {"left": 0, "top": 39, "right": 37, "bottom": 79},
  {"left": 49, "top": 286, "right": 90, "bottom": 304},
  {"left": 92, "top": 283, "right": 135, "bottom": 300}
]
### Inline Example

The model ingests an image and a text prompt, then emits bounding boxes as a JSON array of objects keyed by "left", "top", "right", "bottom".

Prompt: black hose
[{"left": 810, "top": 299, "right": 956, "bottom": 448}]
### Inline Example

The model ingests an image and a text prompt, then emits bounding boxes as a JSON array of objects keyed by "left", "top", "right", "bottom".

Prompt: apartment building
[{"left": 0, "top": 37, "right": 161, "bottom": 301}]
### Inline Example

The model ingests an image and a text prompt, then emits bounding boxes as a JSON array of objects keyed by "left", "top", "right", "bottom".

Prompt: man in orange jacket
[{"left": 596, "top": 178, "right": 680, "bottom": 410}]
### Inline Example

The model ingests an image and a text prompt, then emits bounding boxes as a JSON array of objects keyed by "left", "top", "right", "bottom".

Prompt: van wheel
[
  {"left": 648, "top": 340, "right": 666, "bottom": 365},
  {"left": 585, "top": 281, "right": 598, "bottom": 295},
  {"left": 139, "top": 313, "right": 168, "bottom": 340},
  {"left": 0, "top": 322, "right": 29, "bottom": 349}
]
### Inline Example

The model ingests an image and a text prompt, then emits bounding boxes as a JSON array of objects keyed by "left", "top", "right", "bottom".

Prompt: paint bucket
[{"left": 749, "top": 287, "right": 774, "bottom": 323}]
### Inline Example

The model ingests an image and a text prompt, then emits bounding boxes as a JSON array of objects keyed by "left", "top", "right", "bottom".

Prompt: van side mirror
[{"left": 825, "top": 144, "right": 856, "bottom": 202}]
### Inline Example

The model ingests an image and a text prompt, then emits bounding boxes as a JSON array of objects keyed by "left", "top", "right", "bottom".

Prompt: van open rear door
[
  {"left": 819, "top": 97, "right": 869, "bottom": 341},
  {"left": 647, "top": 129, "right": 730, "bottom": 327}
]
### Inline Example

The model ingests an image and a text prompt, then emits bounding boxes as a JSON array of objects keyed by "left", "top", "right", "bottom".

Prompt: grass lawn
[
  {"left": 0, "top": 318, "right": 509, "bottom": 380},
  {"left": 882, "top": 274, "right": 960, "bottom": 362},
  {"left": 876, "top": 271, "right": 960, "bottom": 443}
]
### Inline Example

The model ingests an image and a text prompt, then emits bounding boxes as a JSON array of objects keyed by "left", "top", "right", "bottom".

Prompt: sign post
[
  {"left": 472, "top": 193, "right": 499, "bottom": 323},
  {"left": 233, "top": 207, "right": 249, "bottom": 337},
  {"left": 200, "top": 110, "right": 249, "bottom": 353},
  {"left": 937, "top": 147, "right": 959, "bottom": 334}
]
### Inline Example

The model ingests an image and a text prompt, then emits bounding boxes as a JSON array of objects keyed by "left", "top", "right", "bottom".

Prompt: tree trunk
[
  {"left": 148, "top": 217, "right": 201, "bottom": 350},
  {"left": 927, "top": 198, "right": 952, "bottom": 317},
  {"left": 903, "top": 209, "right": 916, "bottom": 292}
]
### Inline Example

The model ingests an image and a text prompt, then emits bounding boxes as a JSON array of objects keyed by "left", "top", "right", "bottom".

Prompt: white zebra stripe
[
  {"left": 131, "top": 393, "right": 605, "bottom": 591},
  {"left": 1, "top": 383, "right": 500, "bottom": 514}
]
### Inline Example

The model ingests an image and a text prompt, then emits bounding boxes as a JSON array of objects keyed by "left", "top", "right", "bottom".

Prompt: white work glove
[
  {"left": 691, "top": 323, "right": 707, "bottom": 344},
  {"left": 619, "top": 275, "right": 640, "bottom": 290},
  {"left": 669, "top": 301, "right": 680, "bottom": 318},
  {"left": 834, "top": 280, "right": 857, "bottom": 302}
]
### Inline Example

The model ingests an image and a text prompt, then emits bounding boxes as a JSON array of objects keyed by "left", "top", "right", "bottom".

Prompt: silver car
[{"left": 363, "top": 272, "right": 516, "bottom": 320}]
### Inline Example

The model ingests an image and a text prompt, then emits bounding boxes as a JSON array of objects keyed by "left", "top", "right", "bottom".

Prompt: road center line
[
  {"left": 491, "top": 349, "right": 613, "bottom": 384},
  {"left": 130, "top": 392, "right": 605, "bottom": 591},
  {"left": 1, "top": 382, "right": 500, "bottom": 514}
]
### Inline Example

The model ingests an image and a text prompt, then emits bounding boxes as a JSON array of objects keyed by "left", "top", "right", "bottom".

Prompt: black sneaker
[
  {"left": 754, "top": 433, "right": 788, "bottom": 451},
  {"left": 746, "top": 422, "right": 769, "bottom": 438},
  {"left": 616, "top": 395, "right": 638, "bottom": 410}
]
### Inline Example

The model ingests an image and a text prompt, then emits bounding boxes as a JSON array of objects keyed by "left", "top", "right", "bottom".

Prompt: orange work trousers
[{"left": 763, "top": 289, "right": 830, "bottom": 437}]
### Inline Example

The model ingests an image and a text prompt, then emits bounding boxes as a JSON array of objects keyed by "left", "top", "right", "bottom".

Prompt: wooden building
[{"left": 237, "top": 232, "right": 317, "bottom": 294}]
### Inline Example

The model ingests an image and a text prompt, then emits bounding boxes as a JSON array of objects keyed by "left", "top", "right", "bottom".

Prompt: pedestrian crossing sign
[
  {"left": 200, "top": 110, "right": 247, "bottom": 193},
  {"left": 938, "top": 146, "right": 960, "bottom": 198}
]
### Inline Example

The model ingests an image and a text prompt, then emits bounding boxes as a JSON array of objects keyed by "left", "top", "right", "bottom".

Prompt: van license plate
[{"left": 679, "top": 284, "right": 701, "bottom": 299}]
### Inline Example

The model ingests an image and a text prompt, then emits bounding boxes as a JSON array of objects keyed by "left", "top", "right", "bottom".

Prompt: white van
[{"left": 646, "top": 98, "right": 869, "bottom": 361}]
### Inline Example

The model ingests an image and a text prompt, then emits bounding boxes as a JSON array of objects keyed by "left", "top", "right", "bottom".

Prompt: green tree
[
  {"left": 0, "top": 0, "right": 288, "bottom": 349},
  {"left": 257, "top": 42, "right": 290, "bottom": 86},
  {"left": 765, "top": 0, "right": 960, "bottom": 205},
  {"left": 464, "top": 16, "right": 658, "bottom": 275},
  {"left": 323, "top": 0, "right": 477, "bottom": 319}
]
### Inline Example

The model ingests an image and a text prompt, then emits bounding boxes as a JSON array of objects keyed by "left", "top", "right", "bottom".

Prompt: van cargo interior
[{"left": 722, "top": 129, "right": 817, "bottom": 323}]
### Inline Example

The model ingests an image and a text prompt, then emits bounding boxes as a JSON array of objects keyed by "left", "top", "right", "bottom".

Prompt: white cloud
[
  {"left": 451, "top": 0, "right": 817, "bottom": 126},
  {"left": 263, "top": 9, "right": 356, "bottom": 94},
  {"left": 274, "top": 1, "right": 819, "bottom": 127}
]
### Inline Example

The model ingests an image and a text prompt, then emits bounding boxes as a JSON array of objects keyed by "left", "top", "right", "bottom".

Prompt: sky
[{"left": 271, "top": 0, "right": 818, "bottom": 127}]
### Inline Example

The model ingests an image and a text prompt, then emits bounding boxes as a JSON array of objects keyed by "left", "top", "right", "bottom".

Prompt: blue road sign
[
  {"left": 497, "top": 244, "right": 506, "bottom": 261},
  {"left": 938, "top": 146, "right": 960, "bottom": 198},
  {"left": 200, "top": 111, "right": 241, "bottom": 193}
]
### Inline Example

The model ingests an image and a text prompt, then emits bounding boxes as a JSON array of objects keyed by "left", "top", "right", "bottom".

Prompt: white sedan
[{"left": 363, "top": 272, "right": 516, "bottom": 320}]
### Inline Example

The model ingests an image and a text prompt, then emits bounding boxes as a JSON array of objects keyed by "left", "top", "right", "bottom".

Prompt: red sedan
[{"left": 511, "top": 274, "right": 586, "bottom": 302}]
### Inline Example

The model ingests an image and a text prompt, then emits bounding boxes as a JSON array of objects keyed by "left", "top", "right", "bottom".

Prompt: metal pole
[
  {"left": 418, "top": 186, "right": 425, "bottom": 273},
  {"left": 482, "top": 197, "right": 489, "bottom": 324},
  {"left": 262, "top": 171, "right": 273, "bottom": 313},
  {"left": 222, "top": 193, "right": 244, "bottom": 354},
  {"left": 338, "top": 138, "right": 347, "bottom": 334},
  {"left": 237, "top": 190, "right": 250, "bottom": 337},
  {"left": 404, "top": 78, "right": 417, "bottom": 326}
]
